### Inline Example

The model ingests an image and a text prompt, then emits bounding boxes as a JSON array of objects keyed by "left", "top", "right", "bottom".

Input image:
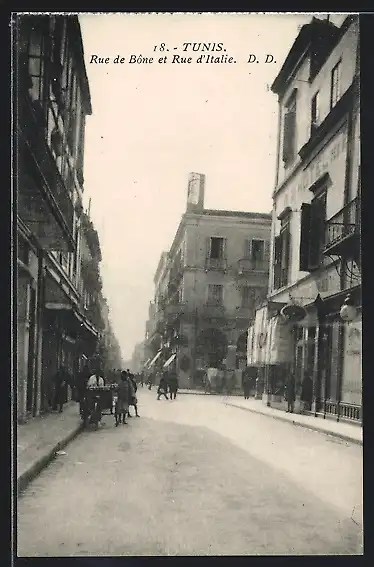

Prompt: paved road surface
[{"left": 17, "top": 390, "right": 363, "bottom": 556}]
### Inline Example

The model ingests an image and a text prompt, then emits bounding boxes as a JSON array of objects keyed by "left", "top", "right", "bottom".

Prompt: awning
[
  {"left": 163, "top": 353, "right": 176, "bottom": 369},
  {"left": 147, "top": 350, "right": 162, "bottom": 368},
  {"left": 143, "top": 358, "right": 151, "bottom": 369}
]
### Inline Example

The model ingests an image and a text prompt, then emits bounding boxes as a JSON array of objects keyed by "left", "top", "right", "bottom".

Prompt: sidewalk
[
  {"left": 223, "top": 397, "right": 363, "bottom": 446},
  {"left": 16, "top": 401, "right": 83, "bottom": 495},
  {"left": 177, "top": 390, "right": 362, "bottom": 445}
]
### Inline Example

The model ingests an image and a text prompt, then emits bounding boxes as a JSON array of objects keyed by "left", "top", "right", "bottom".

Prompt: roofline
[{"left": 71, "top": 16, "right": 92, "bottom": 115}]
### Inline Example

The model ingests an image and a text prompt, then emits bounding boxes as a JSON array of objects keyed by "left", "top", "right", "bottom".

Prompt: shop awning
[
  {"left": 163, "top": 353, "right": 176, "bottom": 369},
  {"left": 143, "top": 358, "right": 151, "bottom": 369},
  {"left": 147, "top": 350, "right": 162, "bottom": 368}
]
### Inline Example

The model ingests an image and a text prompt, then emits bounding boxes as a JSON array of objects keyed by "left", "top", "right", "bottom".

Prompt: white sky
[{"left": 79, "top": 13, "right": 339, "bottom": 360}]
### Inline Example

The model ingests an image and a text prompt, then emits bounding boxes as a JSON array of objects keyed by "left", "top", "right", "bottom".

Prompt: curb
[
  {"left": 224, "top": 402, "right": 363, "bottom": 446},
  {"left": 17, "top": 422, "right": 84, "bottom": 496}
]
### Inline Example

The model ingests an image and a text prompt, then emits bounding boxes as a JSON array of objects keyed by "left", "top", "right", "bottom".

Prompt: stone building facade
[{"left": 145, "top": 173, "right": 271, "bottom": 388}]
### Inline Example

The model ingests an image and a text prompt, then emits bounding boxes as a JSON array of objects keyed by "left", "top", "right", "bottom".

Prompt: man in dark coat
[
  {"left": 157, "top": 373, "right": 169, "bottom": 400},
  {"left": 168, "top": 371, "right": 179, "bottom": 400},
  {"left": 128, "top": 373, "right": 139, "bottom": 417},
  {"left": 242, "top": 372, "right": 251, "bottom": 400},
  {"left": 285, "top": 373, "right": 296, "bottom": 413},
  {"left": 52, "top": 366, "right": 72, "bottom": 413},
  {"left": 77, "top": 363, "right": 91, "bottom": 417}
]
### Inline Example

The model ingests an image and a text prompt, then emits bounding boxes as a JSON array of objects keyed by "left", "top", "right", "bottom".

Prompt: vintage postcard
[{"left": 14, "top": 12, "right": 362, "bottom": 557}]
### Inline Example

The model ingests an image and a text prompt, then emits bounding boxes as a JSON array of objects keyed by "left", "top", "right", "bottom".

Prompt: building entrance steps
[{"left": 16, "top": 401, "right": 83, "bottom": 494}]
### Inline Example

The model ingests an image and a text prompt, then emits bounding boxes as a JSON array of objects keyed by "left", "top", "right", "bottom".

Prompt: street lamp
[{"left": 340, "top": 294, "right": 358, "bottom": 322}]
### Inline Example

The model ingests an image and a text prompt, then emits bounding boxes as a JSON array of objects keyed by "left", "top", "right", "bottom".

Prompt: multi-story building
[
  {"left": 249, "top": 16, "right": 361, "bottom": 423},
  {"left": 16, "top": 15, "right": 105, "bottom": 420},
  {"left": 131, "top": 341, "right": 147, "bottom": 374},
  {"left": 145, "top": 173, "right": 272, "bottom": 388}
]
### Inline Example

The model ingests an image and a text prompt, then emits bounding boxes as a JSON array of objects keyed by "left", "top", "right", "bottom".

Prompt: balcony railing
[
  {"left": 19, "top": 94, "right": 75, "bottom": 245},
  {"left": 205, "top": 257, "right": 227, "bottom": 271},
  {"left": 164, "top": 303, "right": 186, "bottom": 318},
  {"left": 324, "top": 197, "right": 360, "bottom": 256},
  {"left": 237, "top": 258, "right": 269, "bottom": 274}
]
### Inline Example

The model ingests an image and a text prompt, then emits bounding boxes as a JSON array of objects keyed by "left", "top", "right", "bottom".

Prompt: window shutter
[
  {"left": 282, "top": 111, "right": 296, "bottom": 163},
  {"left": 273, "top": 235, "right": 282, "bottom": 289},
  {"left": 283, "top": 228, "right": 291, "bottom": 285},
  {"left": 205, "top": 237, "right": 211, "bottom": 259},
  {"left": 222, "top": 238, "right": 227, "bottom": 260},
  {"left": 264, "top": 240, "right": 271, "bottom": 263},
  {"left": 308, "top": 198, "right": 325, "bottom": 270},
  {"left": 244, "top": 239, "right": 250, "bottom": 259},
  {"left": 299, "top": 203, "right": 312, "bottom": 271}
]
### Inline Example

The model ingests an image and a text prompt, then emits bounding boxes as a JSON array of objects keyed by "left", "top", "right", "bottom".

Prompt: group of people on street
[
  {"left": 51, "top": 363, "right": 140, "bottom": 426},
  {"left": 156, "top": 371, "right": 179, "bottom": 400}
]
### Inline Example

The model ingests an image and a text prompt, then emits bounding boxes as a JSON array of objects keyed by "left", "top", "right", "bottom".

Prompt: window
[
  {"left": 206, "top": 237, "right": 226, "bottom": 270},
  {"left": 241, "top": 287, "right": 255, "bottom": 308},
  {"left": 26, "top": 26, "right": 46, "bottom": 107},
  {"left": 207, "top": 284, "right": 223, "bottom": 305},
  {"left": 309, "top": 192, "right": 327, "bottom": 270},
  {"left": 299, "top": 192, "right": 327, "bottom": 272},
  {"left": 251, "top": 240, "right": 265, "bottom": 262},
  {"left": 282, "top": 90, "right": 297, "bottom": 165},
  {"left": 273, "top": 215, "right": 291, "bottom": 290},
  {"left": 311, "top": 91, "right": 321, "bottom": 131},
  {"left": 331, "top": 60, "right": 342, "bottom": 108},
  {"left": 209, "top": 237, "right": 225, "bottom": 259}
]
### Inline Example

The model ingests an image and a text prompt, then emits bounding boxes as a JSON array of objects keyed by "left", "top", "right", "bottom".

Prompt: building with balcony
[
  {"left": 16, "top": 15, "right": 102, "bottom": 421},
  {"left": 144, "top": 173, "right": 271, "bottom": 388},
  {"left": 249, "top": 15, "right": 361, "bottom": 423}
]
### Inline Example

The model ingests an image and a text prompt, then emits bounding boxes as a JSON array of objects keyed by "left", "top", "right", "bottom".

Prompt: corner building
[
  {"left": 145, "top": 174, "right": 271, "bottom": 389},
  {"left": 261, "top": 16, "right": 361, "bottom": 422}
]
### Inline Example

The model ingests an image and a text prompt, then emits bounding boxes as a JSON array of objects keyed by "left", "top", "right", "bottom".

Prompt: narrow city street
[{"left": 17, "top": 391, "right": 363, "bottom": 557}]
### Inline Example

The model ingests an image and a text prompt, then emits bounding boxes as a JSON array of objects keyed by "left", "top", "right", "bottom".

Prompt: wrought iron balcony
[
  {"left": 18, "top": 94, "right": 75, "bottom": 251},
  {"left": 205, "top": 257, "right": 227, "bottom": 271},
  {"left": 164, "top": 302, "right": 187, "bottom": 318},
  {"left": 324, "top": 197, "right": 360, "bottom": 257},
  {"left": 237, "top": 258, "right": 269, "bottom": 274}
]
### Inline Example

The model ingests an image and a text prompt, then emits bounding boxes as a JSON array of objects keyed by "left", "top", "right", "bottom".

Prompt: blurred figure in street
[
  {"left": 128, "top": 372, "right": 140, "bottom": 417},
  {"left": 140, "top": 371, "right": 145, "bottom": 387},
  {"left": 148, "top": 371, "right": 155, "bottom": 390},
  {"left": 115, "top": 370, "right": 131, "bottom": 426},
  {"left": 285, "top": 373, "right": 296, "bottom": 413},
  {"left": 168, "top": 371, "right": 178, "bottom": 400},
  {"left": 301, "top": 371, "right": 313, "bottom": 412},
  {"left": 242, "top": 371, "right": 251, "bottom": 400},
  {"left": 157, "top": 373, "right": 169, "bottom": 400},
  {"left": 52, "top": 365, "right": 72, "bottom": 413},
  {"left": 77, "top": 363, "right": 91, "bottom": 417}
]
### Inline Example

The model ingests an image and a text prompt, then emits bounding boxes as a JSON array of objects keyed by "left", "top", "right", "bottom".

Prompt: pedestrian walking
[
  {"left": 52, "top": 366, "right": 71, "bottom": 413},
  {"left": 157, "top": 373, "right": 169, "bottom": 400},
  {"left": 76, "top": 363, "right": 91, "bottom": 417},
  {"left": 168, "top": 372, "right": 178, "bottom": 400},
  {"left": 128, "top": 373, "right": 140, "bottom": 417},
  {"left": 301, "top": 371, "right": 313, "bottom": 412},
  {"left": 285, "top": 373, "right": 296, "bottom": 413},
  {"left": 242, "top": 372, "right": 251, "bottom": 400},
  {"left": 148, "top": 371, "right": 155, "bottom": 390},
  {"left": 115, "top": 371, "right": 131, "bottom": 426}
]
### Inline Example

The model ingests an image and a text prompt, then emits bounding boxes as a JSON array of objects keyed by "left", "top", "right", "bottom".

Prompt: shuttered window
[
  {"left": 282, "top": 92, "right": 297, "bottom": 165},
  {"left": 308, "top": 193, "right": 326, "bottom": 270},
  {"left": 273, "top": 223, "right": 291, "bottom": 290},
  {"left": 299, "top": 203, "right": 312, "bottom": 271}
]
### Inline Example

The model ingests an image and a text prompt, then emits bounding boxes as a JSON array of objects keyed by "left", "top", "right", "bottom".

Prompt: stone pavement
[
  {"left": 16, "top": 401, "right": 83, "bottom": 494},
  {"left": 178, "top": 390, "right": 363, "bottom": 445}
]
